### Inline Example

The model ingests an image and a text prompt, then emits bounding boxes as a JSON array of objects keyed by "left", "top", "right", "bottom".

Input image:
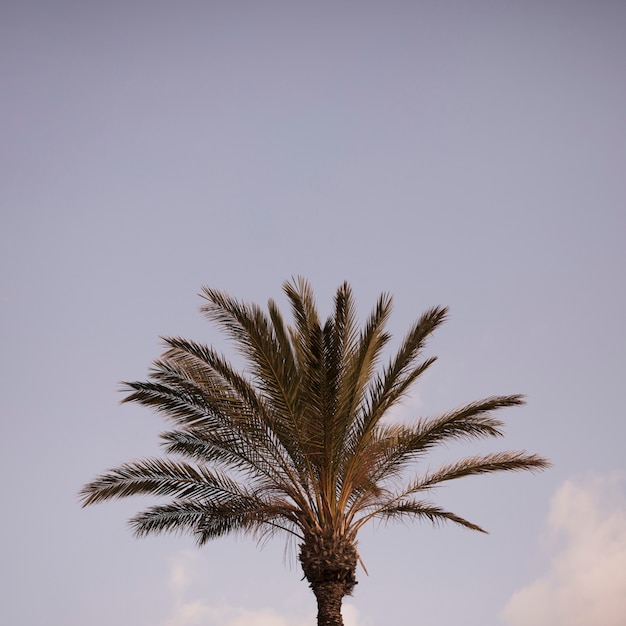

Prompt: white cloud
[
  {"left": 168, "top": 551, "right": 195, "bottom": 597},
  {"left": 164, "top": 603, "right": 307, "bottom": 626},
  {"left": 501, "top": 472, "right": 626, "bottom": 626},
  {"left": 382, "top": 392, "right": 424, "bottom": 424},
  {"left": 161, "top": 551, "right": 365, "bottom": 626},
  {"left": 163, "top": 600, "right": 214, "bottom": 626},
  {"left": 342, "top": 603, "right": 364, "bottom": 626}
]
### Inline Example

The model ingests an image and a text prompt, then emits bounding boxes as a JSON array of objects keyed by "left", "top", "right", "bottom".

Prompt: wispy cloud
[
  {"left": 382, "top": 391, "right": 424, "bottom": 424},
  {"left": 501, "top": 472, "right": 626, "bottom": 626},
  {"left": 342, "top": 603, "right": 365, "bottom": 626},
  {"left": 161, "top": 551, "right": 365, "bottom": 626},
  {"left": 163, "top": 603, "right": 305, "bottom": 626}
]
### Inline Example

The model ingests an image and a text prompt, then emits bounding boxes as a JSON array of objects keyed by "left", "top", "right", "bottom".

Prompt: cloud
[
  {"left": 163, "top": 600, "right": 214, "bottom": 626},
  {"left": 342, "top": 603, "right": 364, "bottom": 626},
  {"left": 382, "top": 392, "right": 424, "bottom": 424},
  {"left": 168, "top": 552, "right": 194, "bottom": 597},
  {"left": 501, "top": 472, "right": 626, "bottom": 626},
  {"left": 164, "top": 603, "right": 306, "bottom": 626},
  {"left": 161, "top": 551, "right": 365, "bottom": 626}
]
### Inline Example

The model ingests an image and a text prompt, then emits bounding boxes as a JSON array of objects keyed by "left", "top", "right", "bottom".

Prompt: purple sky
[{"left": 2, "top": 2, "right": 626, "bottom": 625}]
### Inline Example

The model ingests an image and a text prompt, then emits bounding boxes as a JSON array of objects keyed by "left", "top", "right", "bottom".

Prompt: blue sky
[{"left": 2, "top": 2, "right": 625, "bottom": 625}]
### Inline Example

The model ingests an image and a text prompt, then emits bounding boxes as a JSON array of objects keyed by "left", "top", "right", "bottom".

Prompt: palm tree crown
[{"left": 80, "top": 278, "right": 550, "bottom": 626}]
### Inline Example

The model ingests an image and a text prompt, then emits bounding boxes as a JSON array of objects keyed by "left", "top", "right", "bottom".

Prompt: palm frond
[
  {"left": 121, "top": 376, "right": 212, "bottom": 426},
  {"left": 121, "top": 356, "right": 302, "bottom": 493},
  {"left": 156, "top": 338, "right": 303, "bottom": 478},
  {"left": 365, "top": 306, "right": 448, "bottom": 425},
  {"left": 79, "top": 458, "right": 257, "bottom": 506},
  {"left": 200, "top": 287, "right": 300, "bottom": 422},
  {"left": 199, "top": 285, "right": 316, "bottom": 480},
  {"left": 341, "top": 306, "right": 447, "bottom": 492},
  {"left": 364, "top": 500, "right": 487, "bottom": 534},
  {"left": 360, "top": 395, "right": 526, "bottom": 486},
  {"left": 348, "top": 450, "right": 551, "bottom": 530},
  {"left": 338, "top": 293, "right": 393, "bottom": 440},
  {"left": 158, "top": 429, "right": 277, "bottom": 484},
  {"left": 130, "top": 500, "right": 211, "bottom": 540},
  {"left": 130, "top": 496, "right": 292, "bottom": 545},
  {"left": 409, "top": 451, "right": 552, "bottom": 491}
]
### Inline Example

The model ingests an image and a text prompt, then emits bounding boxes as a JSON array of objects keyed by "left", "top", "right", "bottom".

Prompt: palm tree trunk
[
  {"left": 299, "top": 530, "right": 358, "bottom": 626},
  {"left": 313, "top": 581, "right": 345, "bottom": 626}
]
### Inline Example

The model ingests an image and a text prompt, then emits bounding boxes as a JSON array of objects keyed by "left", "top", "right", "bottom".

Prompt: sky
[{"left": 2, "top": 1, "right": 625, "bottom": 624}]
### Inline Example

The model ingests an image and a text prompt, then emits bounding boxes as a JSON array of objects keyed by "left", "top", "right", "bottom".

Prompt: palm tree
[{"left": 80, "top": 278, "right": 549, "bottom": 626}]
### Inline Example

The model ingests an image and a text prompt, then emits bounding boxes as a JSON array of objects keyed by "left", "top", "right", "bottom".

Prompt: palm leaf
[{"left": 365, "top": 500, "right": 487, "bottom": 534}]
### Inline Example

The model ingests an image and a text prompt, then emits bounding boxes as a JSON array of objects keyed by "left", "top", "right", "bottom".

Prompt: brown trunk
[
  {"left": 299, "top": 530, "right": 358, "bottom": 626},
  {"left": 312, "top": 580, "right": 345, "bottom": 626}
]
